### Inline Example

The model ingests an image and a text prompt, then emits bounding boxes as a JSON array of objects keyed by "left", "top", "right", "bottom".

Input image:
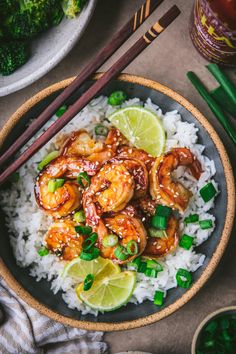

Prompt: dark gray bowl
[{"left": 0, "top": 74, "right": 235, "bottom": 331}]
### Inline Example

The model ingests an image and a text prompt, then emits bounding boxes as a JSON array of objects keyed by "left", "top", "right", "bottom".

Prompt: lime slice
[
  {"left": 77, "top": 271, "right": 136, "bottom": 312},
  {"left": 62, "top": 256, "right": 120, "bottom": 282},
  {"left": 108, "top": 106, "right": 166, "bottom": 157}
]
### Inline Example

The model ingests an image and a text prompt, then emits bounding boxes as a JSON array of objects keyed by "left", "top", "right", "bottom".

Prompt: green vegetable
[
  {"left": 80, "top": 248, "right": 100, "bottom": 261},
  {"left": 75, "top": 225, "right": 92, "bottom": 235},
  {"left": 37, "top": 151, "right": 59, "bottom": 171},
  {"left": 95, "top": 124, "right": 108, "bottom": 136},
  {"left": 184, "top": 214, "right": 199, "bottom": 224},
  {"left": 151, "top": 215, "right": 167, "bottom": 230},
  {"left": 145, "top": 268, "right": 158, "bottom": 278},
  {"left": 176, "top": 268, "right": 192, "bottom": 288},
  {"left": 126, "top": 241, "right": 138, "bottom": 255},
  {"left": 38, "top": 247, "right": 49, "bottom": 256},
  {"left": 56, "top": 105, "right": 67, "bottom": 117},
  {"left": 148, "top": 228, "right": 167, "bottom": 238},
  {"left": 154, "top": 290, "right": 164, "bottom": 306},
  {"left": 62, "top": 0, "right": 87, "bottom": 18},
  {"left": 207, "top": 64, "right": 236, "bottom": 108},
  {"left": 196, "top": 313, "right": 236, "bottom": 353},
  {"left": 179, "top": 234, "right": 194, "bottom": 250},
  {"left": 73, "top": 210, "right": 86, "bottom": 223},
  {"left": 77, "top": 171, "right": 90, "bottom": 188},
  {"left": 47, "top": 178, "right": 65, "bottom": 192},
  {"left": 108, "top": 91, "right": 127, "bottom": 106},
  {"left": 83, "top": 273, "right": 94, "bottom": 291},
  {"left": 200, "top": 182, "right": 217, "bottom": 202},
  {"left": 155, "top": 205, "right": 172, "bottom": 218},
  {"left": 0, "top": 40, "right": 30, "bottom": 75},
  {"left": 138, "top": 261, "right": 147, "bottom": 273},
  {"left": 128, "top": 256, "right": 141, "bottom": 270},
  {"left": 211, "top": 86, "right": 236, "bottom": 116},
  {"left": 199, "top": 219, "right": 213, "bottom": 230},
  {"left": 0, "top": 0, "right": 19, "bottom": 18},
  {"left": 102, "top": 234, "right": 118, "bottom": 248},
  {"left": 114, "top": 245, "right": 128, "bottom": 261},
  {"left": 8, "top": 172, "right": 20, "bottom": 183},
  {"left": 187, "top": 71, "right": 236, "bottom": 145},
  {"left": 146, "top": 259, "right": 163, "bottom": 272},
  {"left": 82, "top": 233, "right": 98, "bottom": 252}
]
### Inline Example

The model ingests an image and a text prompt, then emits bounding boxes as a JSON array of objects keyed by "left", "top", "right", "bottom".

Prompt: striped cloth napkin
[{"left": 0, "top": 278, "right": 107, "bottom": 354}]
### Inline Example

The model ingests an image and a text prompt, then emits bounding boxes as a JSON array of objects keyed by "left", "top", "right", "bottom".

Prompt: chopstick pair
[
  {"left": 0, "top": 3, "right": 181, "bottom": 185},
  {"left": 187, "top": 64, "right": 236, "bottom": 145}
]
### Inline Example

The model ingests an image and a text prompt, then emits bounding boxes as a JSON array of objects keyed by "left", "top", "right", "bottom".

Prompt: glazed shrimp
[
  {"left": 35, "top": 155, "right": 100, "bottom": 218},
  {"left": 101, "top": 214, "right": 147, "bottom": 263},
  {"left": 44, "top": 220, "right": 84, "bottom": 260},
  {"left": 143, "top": 216, "right": 179, "bottom": 258},
  {"left": 150, "top": 148, "right": 202, "bottom": 213},
  {"left": 111, "top": 157, "right": 149, "bottom": 199},
  {"left": 117, "top": 145, "right": 155, "bottom": 171},
  {"left": 84, "top": 162, "right": 134, "bottom": 213}
]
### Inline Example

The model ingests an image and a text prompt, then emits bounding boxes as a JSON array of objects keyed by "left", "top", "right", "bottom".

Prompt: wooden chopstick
[
  {"left": 0, "top": 0, "right": 163, "bottom": 168},
  {"left": 0, "top": 5, "right": 180, "bottom": 185}
]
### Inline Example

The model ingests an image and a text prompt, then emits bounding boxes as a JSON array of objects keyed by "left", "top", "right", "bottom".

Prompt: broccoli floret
[
  {"left": 0, "top": 0, "right": 19, "bottom": 18},
  {"left": 62, "top": 0, "right": 87, "bottom": 19},
  {"left": 0, "top": 41, "right": 30, "bottom": 75},
  {"left": 4, "top": 0, "right": 64, "bottom": 40}
]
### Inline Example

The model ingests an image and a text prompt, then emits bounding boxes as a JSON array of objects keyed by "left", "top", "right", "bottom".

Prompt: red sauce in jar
[{"left": 190, "top": 0, "right": 236, "bottom": 67}]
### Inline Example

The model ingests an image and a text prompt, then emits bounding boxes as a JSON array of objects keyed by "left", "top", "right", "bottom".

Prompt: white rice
[{"left": 0, "top": 96, "right": 218, "bottom": 316}]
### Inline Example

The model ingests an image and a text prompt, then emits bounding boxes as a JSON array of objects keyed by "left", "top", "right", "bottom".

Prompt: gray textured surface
[{"left": 0, "top": 0, "right": 235, "bottom": 353}]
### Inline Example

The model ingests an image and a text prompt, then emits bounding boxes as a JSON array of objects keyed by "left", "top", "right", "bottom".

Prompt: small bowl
[
  {"left": 0, "top": 74, "right": 235, "bottom": 331},
  {"left": 0, "top": 0, "right": 97, "bottom": 97},
  {"left": 192, "top": 306, "right": 236, "bottom": 353}
]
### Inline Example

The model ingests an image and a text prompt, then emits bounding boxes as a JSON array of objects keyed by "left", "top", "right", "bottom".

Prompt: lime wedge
[
  {"left": 108, "top": 106, "right": 166, "bottom": 157},
  {"left": 77, "top": 271, "right": 136, "bottom": 312},
  {"left": 62, "top": 256, "right": 120, "bottom": 282}
]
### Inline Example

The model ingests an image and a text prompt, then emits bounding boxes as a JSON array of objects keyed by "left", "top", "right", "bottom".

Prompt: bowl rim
[
  {"left": 191, "top": 306, "right": 236, "bottom": 353},
  {"left": 0, "top": 0, "right": 97, "bottom": 97},
  {"left": 0, "top": 73, "right": 235, "bottom": 331}
]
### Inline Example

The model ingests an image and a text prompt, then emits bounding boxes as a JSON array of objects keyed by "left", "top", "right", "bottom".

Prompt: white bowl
[{"left": 0, "top": 0, "right": 97, "bottom": 97}]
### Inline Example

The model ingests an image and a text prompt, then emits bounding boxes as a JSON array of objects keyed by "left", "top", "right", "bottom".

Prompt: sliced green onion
[
  {"left": 75, "top": 225, "right": 92, "bottom": 235},
  {"left": 176, "top": 268, "right": 192, "bottom": 288},
  {"left": 80, "top": 247, "right": 100, "bottom": 261},
  {"left": 77, "top": 172, "right": 90, "bottom": 188},
  {"left": 146, "top": 259, "right": 163, "bottom": 272},
  {"left": 73, "top": 210, "right": 86, "bottom": 223},
  {"left": 184, "top": 214, "right": 199, "bottom": 224},
  {"left": 148, "top": 228, "right": 167, "bottom": 238},
  {"left": 108, "top": 90, "right": 127, "bottom": 106},
  {"left": 126, "top": 241, "right": 138, "bottom": 255},
  {"left": 179, "top": 234, "right": 194, "bottom": 250},
  {"left": 199, "top": 219, "right": 213, "bottom": 230},
  {"left": 38, "top": 247, "right": 49, "bottom": 256},
  {"left": 154, "top": 290, "right": 164, "bottom": 306},
  {"left": 37, "top": 151, "right": 59, "bottom": 171},
  {"left": 138, "top": 261, "right": 147, "bottom": 273},
  {"left": 47, "top": 178, "right": 65, "bottom": 193},
  {"left": 56, "top": 104, "right": 67, "bottom": 117},
  {"left": 95, "top": 124, "right": 108, "bottom": 136},
  {"left": 145, "top": 268, "right": 158, "bottom": 278},
  {"left": 82, "top": 233, "right": 98, "bottom": 251},
  {"left": 200, "top": 182, "right": 217, "bottom": 202},
  {"left": 114, "top": 245, "right": 128, "bottom": 261},
  {"left": 151, "top": 215, "right": 167, "bottom": 230},
  {"left": 128, "top": 256, "right": 141, "bottom": 270},
  {"left": 155, "top": 205, "right": 172, "bottom": 218},
  {"left": 83, "top": 273, "right": 94, "bottom": 291},
  {"left": 102, "top": 234, "right": 119, "bottom": 248}
]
